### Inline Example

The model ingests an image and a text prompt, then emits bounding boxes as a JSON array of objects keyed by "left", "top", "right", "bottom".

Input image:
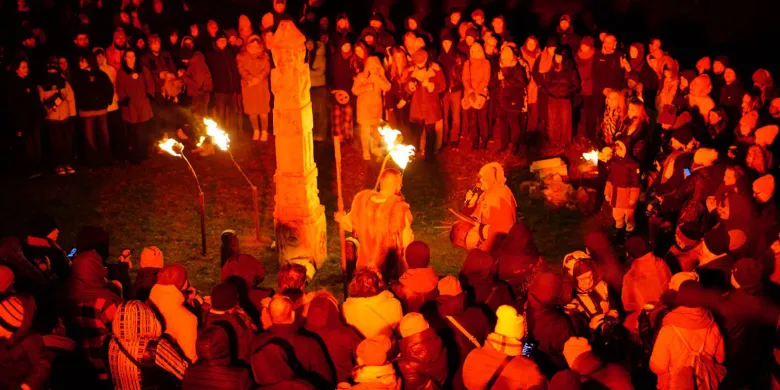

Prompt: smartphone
[
  {"left": 67, "top": 248, "right": 77, "bottom": 259},
  {"left": 683, "top": 168, "right": 691, "bottom": 178},
  {"left": 522, "top": 341, "right": 536, "bottom": 358}
]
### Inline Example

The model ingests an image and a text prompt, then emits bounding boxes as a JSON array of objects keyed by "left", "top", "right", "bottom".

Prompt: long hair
[
  {"left": 121, "top": 48, "right": 143, "bottom": 74},
  {"left": 628, "top": 98, "right": 649, "bottom": 125},
  {"left": 389, "top": 46, "right": 409, "bottom": 82}
]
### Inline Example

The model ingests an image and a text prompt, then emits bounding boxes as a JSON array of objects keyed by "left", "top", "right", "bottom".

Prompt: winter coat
[
  {"left": 329, "top": 51, "right": 358, "bottom": 96},
  {"left": 568, "top": 350, "right": 633, "bottom": 390},
  {"left": 527, "top": 273, "right": 575, "bottom": 377},
  {"left": 236, "top": 50, "right": 271, "bottom": 115},
  {"left": 407, "top": 63, "right": 446, "bottom": 124},
  {"left": 605, "top": 156, "right": 641, "bottom": 209},
  {"left": 141, "top": 50, "right": 177, "bottom": 96},
  {"left": 459, "top": 249, "right": 515, "bottom": 315},
  {"left": 310, "top": 43, "right": 327, "bottom": 88},
  {"left": 541, "top": 63, "right": 580, "bottom": 99},
  {"left": 148, "top": 284, "right": 199, "bottom": 363},
  {"left": 592, "top": 51, "right": 624, "bottom": 97},
  {"left": 116, "top": 66, "right": 155, "bottom": 124},
  {"left": 106, "top": 44, "right": 128, "bottom": 72},
  {"left": 343, "top": 290, "right": 404, "bottom": 338},
  {"left": 181, "top": 52, "right": 213, "bottom": 97},
  {"left": 650, "top": 307, "right": 725, "bottom": 390},
  {"left": 0, "top": 295, "right": 49, "bottom": 390},
  {"left": 38, "top": 80, "right": 77, "bottom": 121},
  {"left": 206, "top": 46, "right": 241, "bottom": 94},
  {"left": 719, "top": 80, "right": 744, "bottom": 113},
  {"left": 499, "top": 63, "right": 529, "bottom": 112},
  {"left": 621, "top": 253, "right": 672, "bottom": 334},
  {"left": 392, "top": 267, "right": 439, "bottom": 313},
  {"left": 352, "top": 59, "right": 391, "bottom": 126},
  {"left": 182, "top": 326, "right": 253, "bottom": 390},
  {"left": 204, "top": 310, "right": 255, "bottom": 364},
  {"left": 99, "top": 64, "right": 119, "bottom": 112},
  {"left": 70, "top": 68, "right": 114, "bottom": 116},
  {"left": 304, "top": 296, "right": 362, "bottom": 383},
  {"left": 462, "top": 45, "right": 491, "bottom": 101},
  {"left": 521, "top": 46, "right": 541, "bottom": 104},
  {"left": 6, "top": 74, "right": 44, "bottom": 132},
  {"left": 398, "top": 327, "right": 448, "bottom": 390},
  {"left": 575, "top": 51, "right": 594, "bottom": 96},
  {"left": 250, "top": 323, "right": 335, "bottom": 389},
  {"left": 462, "top": 342, "right": 546, "bottom": 389}
]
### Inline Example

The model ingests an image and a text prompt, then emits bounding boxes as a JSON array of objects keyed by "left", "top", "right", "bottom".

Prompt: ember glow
[
  {"left": 201, "top": 118, "right": 231, "bottom": 151},
  {"left": 582, "top": 149, "right": 599, "bottom": 165},
  {"left": 158, "top": 138, "right": 184, "bottom": 157}
]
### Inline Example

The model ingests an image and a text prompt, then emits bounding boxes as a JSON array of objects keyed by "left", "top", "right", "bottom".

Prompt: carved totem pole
[{"left": 270, "top": 21, "right": 328, "bottom": 270}]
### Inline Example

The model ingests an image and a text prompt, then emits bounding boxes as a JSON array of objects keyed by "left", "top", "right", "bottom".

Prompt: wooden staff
[
  {"left": 181, "top": 153, "right": 207, "bottom": 255},
  {"left": 228, "top": 151, "right": 262, "bottom": 243},
  {"left": 334, "top": 136, "right": 348, "bottom": 299}
]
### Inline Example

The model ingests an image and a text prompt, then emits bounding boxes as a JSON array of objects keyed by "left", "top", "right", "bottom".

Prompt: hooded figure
[
  {"left": 495, "top": 222, "right": 542, "bottom": 303},
  {"left": 462, "top": 43, "right": 492, "bottom": 149},
  {"left": 621, "top": 236, "right": 672, "bottom": 336},
  {"left": 458, "top": 249, "right": 515, "bottom": 316},
  {"left": 463, "top": 305, "right": 546, "bottom": 389},
  {"left": 527, "top": 272, "right": 575, "bottom": 377},
  {"left": 346, "top": 336, "right": 400, "bottom": 389},
  {"left": 107, "top": 301, "right": 189, "bottom": 389},
  {"left": 0, "top": 295, "right": 49, "bottom": 390},
  {"left": 182, "top": 325, "right": 253, "bottom": 390},
  {"left": 237, "top": 35, "right": 272, "bottom": 141},
  {"left": 133, "top": 246, "right": 164, "bottom": 301},
  {"left": 397, "top": 313, "right": 448, "bottom": 390},
  {"left": 469, "top": 163, "right": 518, "bottom": 251},
  {"left": 304, "top": 293, "right": 362, "bottom": 383},
  {"left": 149, "top": 264, "right": 199, "bottom": 363}
]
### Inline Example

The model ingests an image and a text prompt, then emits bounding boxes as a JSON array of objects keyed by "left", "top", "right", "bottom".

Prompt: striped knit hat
[{"left": 0, "top": 296, "right": 25, "bottom": 335}]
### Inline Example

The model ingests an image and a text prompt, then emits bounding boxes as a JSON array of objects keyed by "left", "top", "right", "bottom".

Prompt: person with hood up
[
  {"left": 353, "top": 56, "right": 391, "bottom": 160},
  {"left": 65, "top": 226, "right": 122, "bottom": 383},
  {"left": 148, "top": 264, "right": 199, "bottom": 363},
  {"left": 605, "top": 139, "right": 641, "bottom": 236},
  {"left": 0, "top": 294, "right": 51, "bottom": 390},
  {"left": 182, "top": 325, "right": 253, "bottom": 390},
  {"left": 204, "top": 282, "right": 256, "bottom": 364},
  {"left": 462, "top": 42, "right": 492, "bottom": 150},
  {"left": 592, "top": 35, "right": 624, "bottom": 115},
  {"left": 562, "top": 337, "right": 633, "bottom": 389},
  {"left": 329, "top": 36, "right": 359, "bottom": 142},
  {"left": 539, "top": 45, "right": 580, "bottom": 146},
  {"left": 106, "top": 300, "right": 189, "bottom": 389},
  {"left": 425, "top": 276, "right": 490, "bottom": 389},
  {"left": 462, "top": 305, "right": 546, "bottom": 389},
  {"left": 251, "top": 295, "right": 334, "bottom": 389},
  {"left": 178, "top": 36, "right": 213, "bottom": 138},
  {"left": 531, "top": 36, "right": 558, "bottom": 134},
  {"left": 341, "top": 336, "right": 400, "bottom": 389},
  {"left": 650, "top": 279, "right": 726, "bottom": 390},
  {"left": 576, "top": 36, "right": 597, "bottom": 138},
  {"left": 459, "top": 248, "right": 515, "bottom": 316},
  {"left": 556, "top": 14, "right": 581, "bottom": 53},
  {"left": 496, "top": 45, "right": 529, "bottom": 155},
  {"left": 627, "top": 42, "right": 658, "bottom": 104},
  {"left": 521, "top": 36, "right": 542, "bottom": 132},
  {"left": 464, "top": 162, "right": 518, "bottom": 251},
  {"left": 38, "top": 57, "right": 77, "bottom": 176},
  {"left": 526, "top": 272, "right": 575, "bottom": 377},
  {"left": 206, "top": 30, "right": 241, "bottom": 138},
  {"left": 621, "top": 235, "right": 672, "bottom": 338},
  {"left": 655, "top": 56, "right": 679, "bottom": 116},
  {"left": 304, "top": 292, "right": 362, "bottom": 384},
  {"left": 566, "top": 259, "right": 619, "bottom": 335},
  {"left": 397, "top": 313, "right": 448, "bottom": 390},
  {"left": 746, "top": 124, "right": 778, "bottom": 176},
  {"left": 752, "top": 68, "right": 776, "bottom": 110},
  {"left": 367, "top": 12, "right": 395, "bottom": 55},
  {"left": 405, "top": 16, "right": 433, "bottom": 46},
  {"left": 116, "top": 48, "right": 155, "bottom": 164},
  {"left": 236, "top": 35, "right": 271, "bottom": 142},
  {"left": 438, "top": 32, "right": 465, "bottom": 148},
  {"left": 343, "top": 268, "right": 404, "bottom": 339},
  {"left": 407, "top": 49, "right": 446, "bottom": 158},
  {"left": 495, "top": 222, "right": 543, "bottom": 304},
  {"left": 391, "top": 241, "right": 439, "bottom": 313},
  {"left": 132, "top": 246, "right": 163, "bottom": 301},
  {"left": 717, "top": 257, "right": 780, "bottom": 389},
  {"left": 70, "top": 53, "right": 115, "bottom": 166}
]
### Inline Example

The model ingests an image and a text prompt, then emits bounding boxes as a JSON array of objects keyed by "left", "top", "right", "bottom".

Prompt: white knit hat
[
  {"left": 495, "top": 305, "right": 525, "bottom": 339},
  {"left": 669, "top": 271, "right": 699, "bottom": 291}
]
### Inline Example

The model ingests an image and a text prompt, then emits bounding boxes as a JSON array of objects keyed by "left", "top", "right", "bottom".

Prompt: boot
[
  {"left": 252, "top": 129, "right": 260, "bottom": 141},
  {"left": 260, "top": 131, "right": 269, "bottom": 142}
]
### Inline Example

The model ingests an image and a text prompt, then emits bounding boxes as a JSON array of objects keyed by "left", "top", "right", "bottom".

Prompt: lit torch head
[
  {"left": 378, "top": 125, "right": 402, "bottom": 151},
  {"left": 582, "top": 149, "right": 599, "bottom": 165},
  {"left": 389, "top": 144, "right": 415, "bottom": 169},
  {"left": 158, "top": 138, "right": 184, "bottom": 157},
  {"left": 202, "top": 118, "right": 230, "bottom": 151}
]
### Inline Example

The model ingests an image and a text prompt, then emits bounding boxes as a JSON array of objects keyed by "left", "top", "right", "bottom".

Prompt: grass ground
[{"left": 0, "top": 134, "right": 589, "bottom": 297}]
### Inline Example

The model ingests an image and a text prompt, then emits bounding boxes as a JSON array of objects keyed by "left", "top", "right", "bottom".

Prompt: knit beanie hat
[
  {"left": 625, "top": 235, "right": 651, "bottom": 258},
  {"left": 693, "top": 148, "right": 718, "bottom": 166},
  {"left": 703, "top": 227, "right": 730, "bottom": 256},
  {"left": 400, "top": 312, "right": 430, "bottom": 338},
  {"left": 659, "top": 105, "right": 677, "bottom": 126},
  {"left": 733, "top": 258, "right": 763, "bottom": 289},
  {"left": 753, "top": 174, "right": 775, "bottom": 198},
  {"left": 140, "top": 246, "right": 164, "bottom": 269},
  {"left": 0, "top": 296, "right": 24, "bottom": 335},
  {"left": 27, "top": 214, "right": 58, "bottom": 238},
  {"left": 676, "top": 222, "right": 703, "bottom": 248},
  {"left": 755, "top": 125, "right": 779, "bottom": 147},
  {"left": 495, "top": 305, "right": 525, "bottom": 339},
  {"left": 0, "top": 266, "right": 13, "bottom": 293},
  {"left": 211, "top": 282, "right": 239, "bottom": 311},
  {"left": 563, "top": 337, "right": 592, "bottom": 368},
  {"left": 580, "top": 36, "right": 595, "bottom": 49},
  {"left": 672, "top": 126, "right": 693, "bottom": 145},
  {"left": 157, "top": 264, "right": 188, "bottom": 290},
  {"left": 669, "top": 271, "right": 699, "bottom": 291},
  {"left": 412, "top": 49, "right": 428, "bottom": 66},
  {"left": 356, "top": 336, "right": 392, "bottom": 366},
  {"left": 680, "top": 69, "right": 697, "bottom": 84},
  {"left": 406, "top": 241, "right": 430, "bottom": 269},
  {"left": 438, "top": 276, "right": 462, "bottom": 296}
]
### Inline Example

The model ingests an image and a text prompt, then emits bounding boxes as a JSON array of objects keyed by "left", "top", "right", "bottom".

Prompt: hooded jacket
[
  {"left": 304, "top": 295, "right": 362, "bottom": 383},
  {"left": 353, "top": 57, "right": 391, "bottom": 125},
  {"left": 463, "top": 44, "right": 491, "bottom": 100},
  {"left": 398, "top": 327, "right": 448, "bottom": 390},
  {"left": 592, "top": 50, "right": 624, "bottom": 97},
  {"left": 38, "top": 75, "right": 77, "bottom": 121},
  {"left": 250, "top": 323, "right": 334, "bottom": 389},
  {"left": 329, "top": 37, "right": 359, "bottom": 94},
  {"left": 149, "top": 284, "right": 199, "bottom": 363},
  {"left": 621, "top": 253, "right": 672, "bottom": 334},
  {"left": 181, "top": 51, "right": 213, "bottom": 96},
  {"left": 499, "top": 61, "right": 529, "bottom": 112},
  {"left": 459, "top": 249, "right": 515, "bottom": 314},
  {"left": 116, "top": 64, "right": 155, "bottom": 124},
  {"left": 343, "top": 290, "right": 403, "bottom": 338},
  {"left": 526, "top": 272, "right": 575, "bottom": 377},
  {"left": 182, "top": 326, "right": 253, "bottom": 390},
  {"left": 393, "top": 267, "right": 439, "bottom": 313},
  {"left": 70, "top": 68, "right": 114, "bottom": 115},
  {"left": 206, "top": 44, "right": 241, "bottom": 94}
]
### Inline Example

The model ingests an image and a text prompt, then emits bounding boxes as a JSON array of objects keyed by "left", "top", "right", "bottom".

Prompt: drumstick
[{"left": 448, "top": 208, "right": 477, "bottom": 226}]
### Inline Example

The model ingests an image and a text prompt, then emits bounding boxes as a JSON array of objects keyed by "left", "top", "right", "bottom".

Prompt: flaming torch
[
  {"left": 158, "top": 138, "right": 208, "bottom": 255},
  {"left": 201, "top": 118, "right": 262, "bottom": 243},
  {"left": 582, "top": 149, "right": 599, "bottom": 165},
  {"left": 374, "top": 125, "right": 416, "bottom": 190}
]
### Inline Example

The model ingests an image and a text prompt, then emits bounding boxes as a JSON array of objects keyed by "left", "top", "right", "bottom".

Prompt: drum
[{"left": 450, "top": 220, "right": 477, "bottom": 249}]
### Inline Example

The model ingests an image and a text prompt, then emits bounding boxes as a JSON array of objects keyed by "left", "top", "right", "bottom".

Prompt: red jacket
[
  {"left": 605, "top": 156, "right": 641, "bottom": 209},
  {"left": 408, "top": 63, "right": 446, "bottom": 124}
]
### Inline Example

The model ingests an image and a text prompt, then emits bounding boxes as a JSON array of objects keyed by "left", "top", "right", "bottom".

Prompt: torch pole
[
  {"left": 334, "top": 136, "right": 348, "bottom": 300},
  {"left": 181, "top": 153, "right": 207, "bottom": 256},
  {"left": 229, "top": 151, "right": 262, "bottom": 243},
  {"left": 373, "top": 153, "right": 392, "bottom": 191}
]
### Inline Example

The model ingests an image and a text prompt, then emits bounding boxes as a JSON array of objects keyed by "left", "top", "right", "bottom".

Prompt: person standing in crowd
[
  {"left": 116, "top": 49, "right": 154, "bottom": 165},
  {"left": 237, "top": 35, "right": 272, "bottom": 142},
  {"left": 385, "top": 46, "right": 412, "bottom": 139},
  {"left": 592, "top": 34, "right": 624, "bottom": 117},
  {"left": 141, "top": 34, "right": 177, "bottom": 140},
  {"left": 94, "top": 47, "right": 128, "bottom": 163},
  {"left": 576, "top": 36, "right": 597, "bottom": 139},
  {"left": 70, "top": 53, "right": 115, "bottom": 166},
  {"left": 206, "top": 30, "right": 241, "bottom": 137},
  {"left": 496, "top": 45, "right": 529, "bottom": 155},
  {"left": 439, "top": 32, "right": 464, "bottom": 149},
  {"left": 521, "top": 36, "right": 542, "bottom": 134},
  {"left": 462, "top": 43, "right": 491, "bottom": 150},
  {"left": 540, "top": 46, "right": 579, "bottom": 147},
  {"left": 182, "top": 325, "right": 253, "bottom": 390},
  {"left": 178, "top": 36, "right": 213, "bottom": 139},
  {"left": 309, "top": 34, "right": 329, "bottom": 142},
  {"left": 106, "top": 28, "right": 129, "bottom": 71},
  {"left": 605, "top": 139, "right": 641, "bottom": 238},
  {"left": 397, "top": 313, "right": 448, "bottom": 390},
  {"left": 408, "top": 49, "right": 446, "bottom": 159},
  {"left": 329, "top": 37, "right": 358, "bottom": 143},
  {"left": 352, "top": 56, "right": 391, "bottom": 160},
  {"left": 6, "top": 59, "right": 44, "bottom": 179},
  {"left": 38, "top": 57, "right": 77, "bottom": 176}
]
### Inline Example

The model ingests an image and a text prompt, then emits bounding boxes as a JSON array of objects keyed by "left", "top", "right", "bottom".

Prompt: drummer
[{"left": 466, "top": 162, "right": 518, "bottom": 251}]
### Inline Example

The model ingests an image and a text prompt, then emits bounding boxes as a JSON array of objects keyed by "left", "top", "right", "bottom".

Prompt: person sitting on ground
[
  {"left": 21, "top": 214, "right": 71, "bottom": 282},
  {"left": 526, "top": 272, "right": 575, "bottom": 377},
  {"left": 562, "top": 337, "right": 633, "bottom": 389},
  {"left": 0, "top": 294, "right": 50, "bottom": 390},
  {"left": 391, "top": 241, "right": 439, "bottom": 313},
  {"left": 133, "top": 246, "right": 164, "bottom": 301},
  {"left": 459, "top": 249, "right": 515, "bottom": 317},
  {"left": 566, "top": 260, "right": 620, "bottom": 336},
  {"left": 463, "top": 305, "right": 546, "bottom": 389},
  {"left": 204, "top": 282, "right": 256, "bottom": 364},
  {"left": 182, "top": 325, "right": 253, "bottom": 390},
  {"left": 397, "top": 313, "right": 448, "bottom": 390},
  {"left": 343, "top": 268, "right": 404, "bottom": 339},
  {"left": 260, "top": 262, "right": 313, "bottom": 330},
  {"left": 148, "top": 264, "right": 200, "bottom": 363},
  {"left": 304, "top": 292, "right": 362, "bottom": 384},
  {"left": 221, "top": 252, "right": 271, "bottom": 325},
  {"left": 341, "top": 336, "right": 400, "bottom": 389},
  {"left": 621, "top": 235, "right": 672, "bottom": 338}
]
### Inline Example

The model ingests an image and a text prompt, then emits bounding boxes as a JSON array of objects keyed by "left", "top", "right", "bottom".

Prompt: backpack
[{"left": 669, "top": 323, "right": 726, "bottom": 390}]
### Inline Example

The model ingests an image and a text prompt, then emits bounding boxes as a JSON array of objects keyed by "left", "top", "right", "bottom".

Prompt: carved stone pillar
[{"left": 270, "top": 21, "right": 327, "bottom": 269}]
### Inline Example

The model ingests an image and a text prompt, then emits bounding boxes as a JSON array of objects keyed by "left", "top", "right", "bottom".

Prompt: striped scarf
[
  {"left": 485, "top": 332, "right": 524, "bottom": 357},
  {"left": 602, "top": 107, "right": 621, "bottom": 145}
]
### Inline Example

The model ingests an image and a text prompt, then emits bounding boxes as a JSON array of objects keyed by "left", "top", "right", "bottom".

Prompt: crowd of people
[{"left": 3, "top": 0, "right": 780, "bottom": 389}]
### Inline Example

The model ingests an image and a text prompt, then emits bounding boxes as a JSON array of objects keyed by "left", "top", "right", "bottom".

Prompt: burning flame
[
  {"left": 582, "top": 149, "right": 599, "bottom": 165},
  {"left": 378, "top": 126, "right": 402, "bottom": 150},
  {"left": 389, "top": 144, "right": 415, "bottom": 169},
  {"left": 200, "top": 118, "right": 231, "bottom": 151},
  {"left": 159, "top": 138, "right": 184, "bottom": 157}
]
